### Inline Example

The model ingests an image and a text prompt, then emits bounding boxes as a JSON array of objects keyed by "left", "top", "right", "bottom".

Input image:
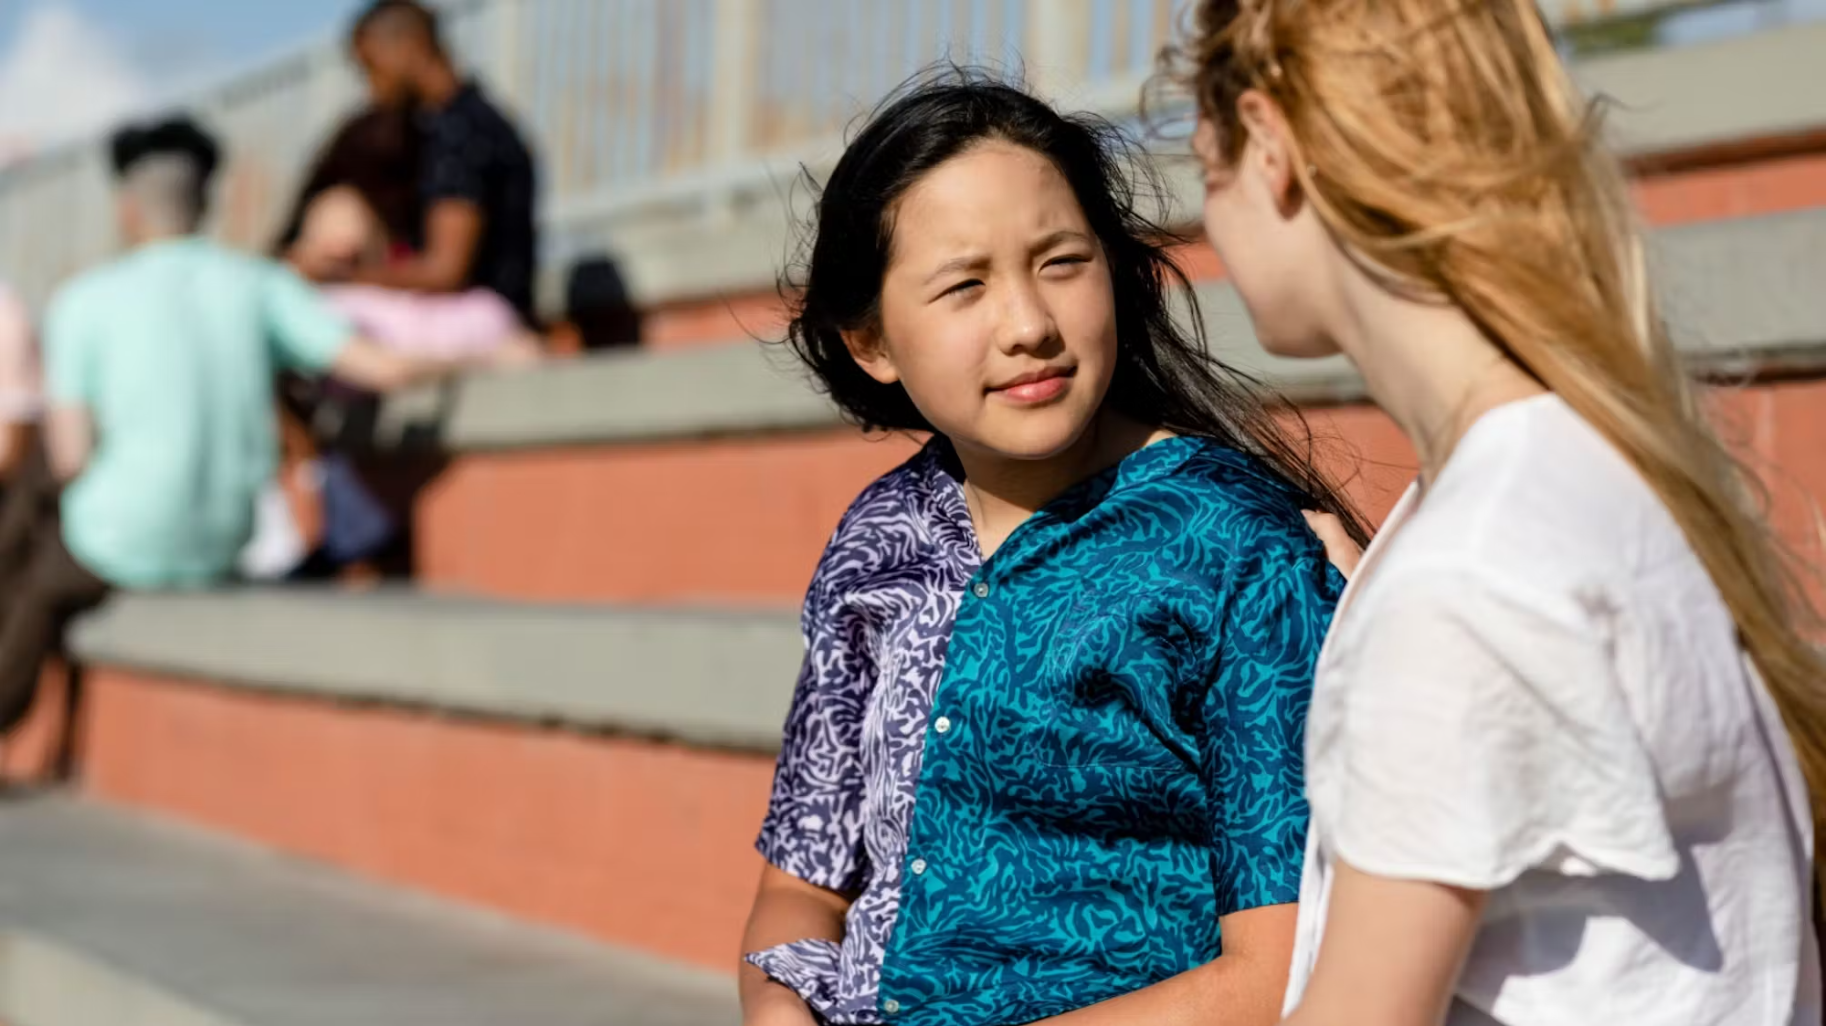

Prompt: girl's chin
[{"left": 957, "top": 412, "right": 1101, "bottom": 464}]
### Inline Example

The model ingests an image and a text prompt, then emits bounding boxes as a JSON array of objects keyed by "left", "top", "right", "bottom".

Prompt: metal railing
[{"left": 0, "top": 0, "right": 1754, "bottom": 310}]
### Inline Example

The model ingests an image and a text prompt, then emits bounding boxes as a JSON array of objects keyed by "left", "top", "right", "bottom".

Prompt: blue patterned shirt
[{"left": 751, "top": 436, "right": 1342, "bottom": 1026}]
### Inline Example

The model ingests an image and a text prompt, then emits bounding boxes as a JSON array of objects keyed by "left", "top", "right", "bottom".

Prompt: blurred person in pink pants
[{"left": 291, "top": 184, "right": 539, "bottom": 363}]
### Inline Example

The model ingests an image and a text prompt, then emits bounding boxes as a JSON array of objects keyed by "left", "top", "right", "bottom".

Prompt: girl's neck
[
  {"left": 1331, "top": 269, "right": 1545, "bottom": 488},
  {"left": 954, "top": 410, "right": 1162, "bottom": 559}
]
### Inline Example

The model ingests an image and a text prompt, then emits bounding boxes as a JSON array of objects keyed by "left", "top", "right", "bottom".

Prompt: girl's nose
[{"left": 997, "top": 282, "right": 1056, "bottom": 355}]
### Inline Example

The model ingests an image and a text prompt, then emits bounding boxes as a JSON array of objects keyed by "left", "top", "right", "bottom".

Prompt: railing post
[
  {"left": 495, "top": 0, "right": 527, "bottom": 111},
  {"left": 709, "top": 0, "right": 763, "bottom": 164},
  {"left": 1026, "top": 0, "right": 1094, "bottom": 98}
]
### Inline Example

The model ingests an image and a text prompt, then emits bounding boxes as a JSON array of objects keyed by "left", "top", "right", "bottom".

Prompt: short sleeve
[
  {"left": 422, "top": 114, "right": 487, "bottom": 205},
  {"left": 1204, "top": 543, "right": 1342, "bottom": 915},
  {"left": 260, "top": 262, "right": 351, "bottom": 372},
  {"left": 755, "top": 546, "right": 875, "bottom": 894},
  {"left": 41, "top": 286, "right": 94, "bottom": 407},
  {"left": 1314, "top": 568, "right": 1679, "bottom": 889}
]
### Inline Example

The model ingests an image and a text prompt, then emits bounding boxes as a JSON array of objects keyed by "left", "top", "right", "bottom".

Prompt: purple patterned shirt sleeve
[{"left": 754, "top": 524, "right": 879, "bottom": 892}]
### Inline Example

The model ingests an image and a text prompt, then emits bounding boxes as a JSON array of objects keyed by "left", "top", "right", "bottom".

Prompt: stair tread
[
  {"left": 0, "top": 795, "right": 736, "bottom": 1025},
  {"left": 69, "top": 587, "right": 802, "bottom": 752}
]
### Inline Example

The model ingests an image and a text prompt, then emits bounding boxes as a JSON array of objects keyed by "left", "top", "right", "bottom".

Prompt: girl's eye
[
  {"left": 941, "top": 279, "right": 983, "bottom": 298},
  {"left": 1044, "top": 255, "right": 1091, "bottom": 272}
]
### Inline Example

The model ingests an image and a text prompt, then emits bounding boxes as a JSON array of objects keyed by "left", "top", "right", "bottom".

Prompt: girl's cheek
[
  {"left": 935, "top": 308, "right": 989, "bottom": 367},
  {"left": 903, "top": 317, "right": 982, "bottom": 406}
]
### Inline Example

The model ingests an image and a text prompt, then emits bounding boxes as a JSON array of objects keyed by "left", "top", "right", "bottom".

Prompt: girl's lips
[{"left": 990, "top": 368, "right": 1074, "bottom": 404}]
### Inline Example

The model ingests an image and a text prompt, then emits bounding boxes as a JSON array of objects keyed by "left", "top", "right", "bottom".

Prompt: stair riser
[
  {"left": 411, "top": 376, "right": 1826, "bottom": 605},
  {"left": 77, "top": 670, "right": 775, "bottom": 975},
  {"left": 413, "top": 407, "right": 1419, "bottom": 604},
  {"left": 416, "top": 430, "right": 920, "bottom": 605}
]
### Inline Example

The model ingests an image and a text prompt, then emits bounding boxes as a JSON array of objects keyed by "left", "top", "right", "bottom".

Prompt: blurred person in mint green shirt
[{"left": 0, "top": 116, "right": 525, "bottom": 755}]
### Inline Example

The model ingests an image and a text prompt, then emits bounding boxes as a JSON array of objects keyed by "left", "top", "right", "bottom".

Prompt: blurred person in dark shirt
[{"left": 325, "top": 0, "right": 539, "bottom": 325}]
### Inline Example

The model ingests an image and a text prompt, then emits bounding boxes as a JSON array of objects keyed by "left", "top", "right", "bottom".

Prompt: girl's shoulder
[
  {"left": 1073, "top": 438, "right": 1335, "bottom": 605},
  {"left": 811, "top": 438, "right": 964, "bottom": 595},
  {"left": 832, "top": 437, "right": 951, "bottom": 537},
  {"left": 1135, "top": 439, "right": 1322, "bottom": 555}
]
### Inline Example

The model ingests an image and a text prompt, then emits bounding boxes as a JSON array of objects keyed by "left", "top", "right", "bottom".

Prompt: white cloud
[{"left": 0, "top": 1, "right": 150, "bottom": 159}]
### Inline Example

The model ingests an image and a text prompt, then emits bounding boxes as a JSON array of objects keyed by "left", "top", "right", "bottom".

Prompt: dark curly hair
[
  {"left": 272, "top": 106, "right": 424, "bottom": 255},
  {"left": 780, "top": 67, "right": 1368, "bottom": 541}
]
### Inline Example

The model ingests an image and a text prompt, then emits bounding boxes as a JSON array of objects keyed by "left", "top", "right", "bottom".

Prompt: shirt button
[
  {"left": 911, "top": 858, "right": 928, "bottom": 876},
  {"left": 973, "top": 582, "right": 990, "bottom": 599},
  {"left": 933, "top": 716, "right": 952, "bottom": 734},
  {"left": 884, "top": 999, "right": 902, "bottom": 1014}
]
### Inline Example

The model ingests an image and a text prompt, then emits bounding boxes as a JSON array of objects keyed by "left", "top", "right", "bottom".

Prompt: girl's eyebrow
[
  {"left": 922, "top": 230, "right": 1095, "bottom": 286},
  {"left": 923, "top": 253, "right": 990, "bottom": 286},
  {"left": 1032, "top": 228, "right": 1094, "bottom": 253}
]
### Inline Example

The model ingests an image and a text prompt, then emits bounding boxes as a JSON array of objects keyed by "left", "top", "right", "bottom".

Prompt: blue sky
[
  {"left": 0, "top": 0, "right": 362, "bottom": 77},
  {"left": 0, "top": 0, "right": 364, "bottom": 154}
]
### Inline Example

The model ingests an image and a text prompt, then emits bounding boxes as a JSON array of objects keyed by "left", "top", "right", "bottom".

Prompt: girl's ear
[
  {"left": 1192, "top": 117, "right": 1224, "bottom": 178},
  {"left": 841, "top": 328, "right": 900, "bottom": 385},
  {"left": 1234, "top": 89, "right": 1302, "bottom": 215}
]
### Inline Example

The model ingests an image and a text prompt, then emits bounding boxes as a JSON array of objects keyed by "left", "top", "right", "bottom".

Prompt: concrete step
[
  {"left": 36, "top": 588, "right": 783, "bottom": 970},
  {"left": 0, "top": 794, "right": 737, "bottom": 1026},
  {"left": 68, "top": 588, "right": 801, "bottom": 751}
]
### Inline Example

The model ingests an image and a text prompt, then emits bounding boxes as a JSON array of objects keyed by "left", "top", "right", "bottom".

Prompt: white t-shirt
[{"left": 1283, "top": 395, "right": 1821, "bottom": 1025}]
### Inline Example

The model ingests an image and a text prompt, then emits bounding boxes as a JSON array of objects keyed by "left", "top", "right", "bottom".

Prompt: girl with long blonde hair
[{"left": 1172, "top": 2, "right": 1824, "bottom": 1023}]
